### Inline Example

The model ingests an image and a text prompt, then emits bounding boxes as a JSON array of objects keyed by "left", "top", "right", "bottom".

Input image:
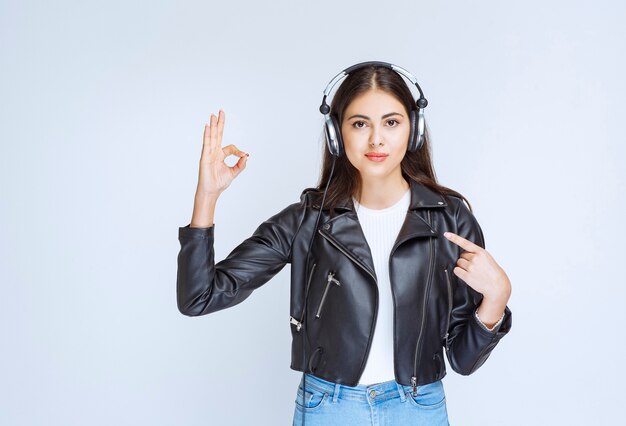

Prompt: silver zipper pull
[
  {"left": 289, "top": 316, "right": 302, "bottom": 332},
  {"left": 328, "top": 272, "right": 341, "bottom": 287},
  {"left": 411, "top": 376, "right": 417, "bottom": 397}
]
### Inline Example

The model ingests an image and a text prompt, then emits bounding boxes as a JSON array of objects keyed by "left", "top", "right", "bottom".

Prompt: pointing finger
[{"left": 443, "top": 231, "right": 481, "bottom": 253}]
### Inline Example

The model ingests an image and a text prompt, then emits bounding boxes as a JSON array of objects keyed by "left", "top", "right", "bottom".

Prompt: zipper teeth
[
  {"left": 412, "top": 210, "right": 435, "bottom": 385},
  {"left": 444, "top": 268, "right": 453, "bottom": 349},
  {"left": 389, "top": 242, "right": 398, "bottom": 389},
  {"left": 315, "top": 281, "right": 331, "bottom": 318},
  {"left": 315, "top": 273, "right": 336, "bottom": 318}
]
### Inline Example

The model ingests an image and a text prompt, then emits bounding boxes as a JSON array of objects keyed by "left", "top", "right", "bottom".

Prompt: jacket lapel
[
  {"left": 318, "top": 211, "right": 378, "bottom": 280},
  {"left": 314, "top": 180, "right": 449, "bottom": 283}
]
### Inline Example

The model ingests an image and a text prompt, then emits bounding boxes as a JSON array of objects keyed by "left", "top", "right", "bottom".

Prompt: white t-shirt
[{"left": 352, "top": 188, "right": 411, "bottom": 386}]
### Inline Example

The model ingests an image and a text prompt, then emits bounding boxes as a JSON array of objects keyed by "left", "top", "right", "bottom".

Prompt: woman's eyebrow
[{"left": 346, "top": 112, "right": 404, "bottom": 120}]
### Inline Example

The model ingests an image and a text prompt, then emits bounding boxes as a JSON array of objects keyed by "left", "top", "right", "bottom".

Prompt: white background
[{"left": 1, "top": 0, "right": 624, "bottom": 424}]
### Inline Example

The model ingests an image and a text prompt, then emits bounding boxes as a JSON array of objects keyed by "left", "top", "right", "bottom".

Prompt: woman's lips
[{"left": 365, "top": 153, "right": 388, "bottom": 162}]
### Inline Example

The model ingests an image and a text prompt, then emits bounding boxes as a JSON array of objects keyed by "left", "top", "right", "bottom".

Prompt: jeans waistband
[{"left": 299, "top": 373, "right": 438, "bottom": 403}]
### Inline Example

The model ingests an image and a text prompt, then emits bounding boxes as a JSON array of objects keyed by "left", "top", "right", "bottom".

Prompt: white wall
[{"left": 1, "top": 0, "right": 624, "bottom": 424}]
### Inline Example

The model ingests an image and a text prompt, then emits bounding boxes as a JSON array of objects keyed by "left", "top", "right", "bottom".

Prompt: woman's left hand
[{"left": 443, "top": 231, "right": 512, "bottom": 304}]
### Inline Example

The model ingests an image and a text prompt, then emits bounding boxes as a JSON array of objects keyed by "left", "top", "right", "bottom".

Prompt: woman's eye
[{"left": 351, "top": 119, "right": 399, "bottom": 128}]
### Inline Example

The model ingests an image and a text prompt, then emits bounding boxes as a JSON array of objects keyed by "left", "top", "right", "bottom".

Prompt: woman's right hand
[{"left": 196, "top": 109, "right": 249, "bottom": 197}]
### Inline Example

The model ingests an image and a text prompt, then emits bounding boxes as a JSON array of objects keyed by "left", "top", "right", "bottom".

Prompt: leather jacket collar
[
  {"left": 308, "top": 179, "right": 449, "bottom": 212},
  {"left": 307, "top": 180, "right": 449, "bottom": 281}
]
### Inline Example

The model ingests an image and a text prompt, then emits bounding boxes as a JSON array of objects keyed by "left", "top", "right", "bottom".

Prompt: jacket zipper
[
  {"left": 315, "top": 272, "right": 341, "bottom": 318},
  {"left": 318, "top": 228, "right": 379, "bottom": 383},
  {"left": 411, "top": 209, "right": 436, "bottom": 397},
  {"left": 290, "top": 262, "right": 317, "bottom": 332},
  {"left": 318, "top": 229, "right": 377, "bottom": 282},
  {"left": 443, "top": 267, "right": 453, "bottom": 350}
]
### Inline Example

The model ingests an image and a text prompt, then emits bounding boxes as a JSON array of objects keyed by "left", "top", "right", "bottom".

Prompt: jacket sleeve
[
  {"left": 176, "top": 201, "right": 305, "bottom": 317},
  {"left": 444, "top": 197, "right": 512, "bottom": 375}
]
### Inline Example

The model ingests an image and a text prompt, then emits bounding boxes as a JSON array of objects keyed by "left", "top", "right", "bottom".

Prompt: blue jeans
[{"left": 292, "top": 373, "right": 450, "bottom": 425}]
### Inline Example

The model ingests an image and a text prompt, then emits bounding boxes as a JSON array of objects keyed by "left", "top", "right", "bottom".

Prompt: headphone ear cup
[
  {"left": 328, "top": 115, "right": 344, "bottom": 157},
  {"left": 323, "top": 115, "right": 340, "bottom": 157},
  {"left": 407, "top": 109, "right": 418, "bottom": 152},
  {"left": 415, "top": 108, "right": 425, "bottom": 150}
]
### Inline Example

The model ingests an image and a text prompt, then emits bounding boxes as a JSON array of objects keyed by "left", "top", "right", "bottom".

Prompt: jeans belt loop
[
  {"left": 396, "top": 382, "right": 407, "bottom": 402},
  {"left": 332, "top": 383, "right": 340, "bottom": 403}
]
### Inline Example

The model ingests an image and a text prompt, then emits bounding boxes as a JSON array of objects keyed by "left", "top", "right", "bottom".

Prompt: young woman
[{"left": 176, "top": 62, "right": 513, "bottom": 426}]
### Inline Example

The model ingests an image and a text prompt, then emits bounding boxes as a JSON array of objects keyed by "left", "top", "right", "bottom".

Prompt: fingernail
[
  {"left": 245, "top": 153, "right": 249, "bottom": 156},
  {"left": 444, "top": 232, "right": 449, "bottom": 237}
]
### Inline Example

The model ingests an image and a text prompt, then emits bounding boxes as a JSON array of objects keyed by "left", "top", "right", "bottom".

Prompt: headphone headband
[{"left": 319, "top": 60, "right": 428, "bottom": 115}]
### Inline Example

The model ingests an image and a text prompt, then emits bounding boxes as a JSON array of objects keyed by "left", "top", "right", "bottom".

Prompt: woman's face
[{"left": 340, "top": 89, "right": 410, "bottom": 182}]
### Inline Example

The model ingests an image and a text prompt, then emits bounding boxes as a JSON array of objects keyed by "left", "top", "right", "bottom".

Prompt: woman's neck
[{"left": 355, "top": 175, "right": 410, "bottom": 210}]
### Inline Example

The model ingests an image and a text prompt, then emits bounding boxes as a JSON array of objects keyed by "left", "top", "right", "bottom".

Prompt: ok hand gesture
[{"left": 197, "top": 110, "right": 249, "bottom": 197}]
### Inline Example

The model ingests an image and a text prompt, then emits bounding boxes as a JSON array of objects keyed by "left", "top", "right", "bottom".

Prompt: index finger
[{"left": 443, "top": 231, "right": 481, "bottom": 253}]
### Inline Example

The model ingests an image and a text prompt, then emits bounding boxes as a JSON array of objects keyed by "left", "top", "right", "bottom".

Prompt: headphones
[
  {"left": 299, "top": 61, "right": 429, "bottom": 425},
  {"left": 319, "top": 60, "right": 429, "bottom": 157}
]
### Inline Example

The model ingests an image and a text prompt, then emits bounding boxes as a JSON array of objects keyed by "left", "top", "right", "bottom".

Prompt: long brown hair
[{"left": 308, "top": 64, "right": 474, "bottom": 216}]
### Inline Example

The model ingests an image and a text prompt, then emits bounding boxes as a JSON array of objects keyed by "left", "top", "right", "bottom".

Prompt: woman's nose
[
  {"left": 369, "top": 130, "right": 384, "bottom": 146},
  {"left": 370, "top": 128, "right": 382, "bottom": 146}
]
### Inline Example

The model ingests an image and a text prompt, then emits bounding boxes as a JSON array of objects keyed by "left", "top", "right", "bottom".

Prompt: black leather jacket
[{"left": 176, "top": 180, "right": 512, "bottom": 392}]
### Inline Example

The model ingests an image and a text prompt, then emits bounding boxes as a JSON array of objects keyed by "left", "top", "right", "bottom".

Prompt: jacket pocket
[
  {"left": 315, "top": 272, "right": 341, "bottom": 319},
  {"left": 443, "top": 267, "right": 454, "bottom": 350}
]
